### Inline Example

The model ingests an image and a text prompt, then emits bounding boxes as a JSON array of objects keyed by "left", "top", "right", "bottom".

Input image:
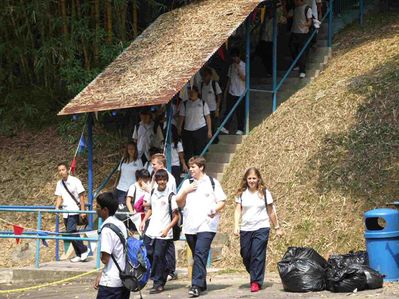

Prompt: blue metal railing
[{"left": 0, "top": 207, "right": 102, "bottom": 269}]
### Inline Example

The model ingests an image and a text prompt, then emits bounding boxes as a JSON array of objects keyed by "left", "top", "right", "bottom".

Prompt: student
[
  {"left": 150, "top": 153, "right": 178, "bottom": 280},
  {"left": 200, "top": 67, "right": 222, "bottom": 142},
  {"left": 176, "top": 156, "right": 227, "bottom": 298},
  {"left": 178, "top": 86, "right": 212, "bottom": 160},
  {"left": 287, "top": 0, "right": 313, "bottom": 78},
  {"left": 139, "top": 169, "right": 179, "bottom": 294},
  {"left": 170, "top": 126, "right": 188, "bottom": 186},
  {"left": 150, "top": 153, "right": 176, "bottom": 193},
  {"left": 55, "top": 162, "right": 89, "bottom": 263},
  {"left": 114, "top": 142, "right": 143, "bottom": 205},
  {"left": 132, "top": 109, "right": 163, "bottom": 165},
  {"left": 233, "top": 167, "right": 283, "bottom": 293},
  {"left": 94, "top": 192, "right": 130, "bottom": 299},
  {"left": 220, "top": 48, "right": 246, "bottom": 135},
  {"left": 126, "top": 169, "right": 151, "bottom": 215},
  {"left": 143, "top": 147, "right": 162, "bottom": 175}
]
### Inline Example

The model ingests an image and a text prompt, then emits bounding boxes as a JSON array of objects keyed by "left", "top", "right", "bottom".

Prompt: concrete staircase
[{"left": 204, "top": 135, "right": 244, "bottom": 181}]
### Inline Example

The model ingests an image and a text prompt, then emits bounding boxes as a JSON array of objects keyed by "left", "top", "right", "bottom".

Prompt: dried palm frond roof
[{"left": 59, "top": 0, "right": 260, "bottom": 115}]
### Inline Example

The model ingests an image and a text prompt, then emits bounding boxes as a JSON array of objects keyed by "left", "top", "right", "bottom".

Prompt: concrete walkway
[{"left": 2, "top": 272, "right": 399, "bottom": 299}]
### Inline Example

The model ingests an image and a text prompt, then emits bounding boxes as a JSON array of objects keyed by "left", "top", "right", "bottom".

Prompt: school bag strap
[
  {"left": 100, "top": 223, "right": 128, "bottom": 273},
  {"left": 188, "top": 176, "right": 215, "bottom": 190},
  {"left": 61, "top": 180, "right": 80, "bottom": 207},
  {"left": 167, "top": 192, "right": 176, "bottom": 220}
]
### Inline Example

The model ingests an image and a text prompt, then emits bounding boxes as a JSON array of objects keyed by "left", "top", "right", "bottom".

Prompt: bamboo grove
[{"left": 0, "top": 0, "right": 193, "bottom": 134}]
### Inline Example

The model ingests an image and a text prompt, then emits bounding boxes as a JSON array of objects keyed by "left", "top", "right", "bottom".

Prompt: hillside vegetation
[{"left": 218, "top": 13, "right": 399, "bottom": 271}]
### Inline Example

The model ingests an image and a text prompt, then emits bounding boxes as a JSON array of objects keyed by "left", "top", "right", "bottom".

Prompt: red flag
[
  {"left": 70, "top": 158, "right": 77, "bottom": 175},
  {"left": 13, "top": 225, "right": 24, "bottom": 244},
  {"left": 217, "top": 47, "right": 225, "bottom": 61}
]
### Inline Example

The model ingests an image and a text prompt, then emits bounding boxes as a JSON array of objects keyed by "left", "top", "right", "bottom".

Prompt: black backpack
[
  {"left": 200, "top": 80, "right": 219, "bottom": 99},
  {"left": 188, "top": 175, "right": 215, "bottom": 191}
]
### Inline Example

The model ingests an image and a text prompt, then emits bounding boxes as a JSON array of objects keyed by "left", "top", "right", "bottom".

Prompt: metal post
[
  {"left": 35, "top": 211, "right": 42, "bottom": 269},
  {"left": 359, "top": 0, "right": 364, "bottom": 26},
  {"left": 272, "top": 1, "right": 278, "bottom": 112},
  {"left": 96, "top": 217, "right": 102, "bottom": 269},
  {"left": 87, "top": 113, "right": 94, "bottom": 230},
  {"left": 245, "top": 18, "right": 250, "bottom": 134},
  {"left": 328, "top": 0, "right": 334, "bottom": 48},
  {"left": 165, "top": 103, "right": 173, "bottom": 172},
  {"left": 55, "top": 214, "right": 60, "bottom": 261}
]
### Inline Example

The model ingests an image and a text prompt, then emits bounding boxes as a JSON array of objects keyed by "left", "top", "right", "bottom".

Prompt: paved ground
[{"left": 1, "top": 271, "right": 399, "bottom": 299}]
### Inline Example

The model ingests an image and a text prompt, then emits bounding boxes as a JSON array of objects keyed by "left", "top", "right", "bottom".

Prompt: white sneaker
[
  {"left": 70, "top": 256, "right": 81, "bottom": 263},
  {"left": 299, "top": 72, "right": 306, "bottom": 78},
  {"left": 80, "top": 249, "right": 90, "bottom": 262},
  {"left": 235, "top": 130, "right": 244, "bottom": 135},
  {"left": 293, "top": 66, "right": 300, "bottom": 71},
  {"left": 220, "top": 127, "right": 229, "bottom": 134}
]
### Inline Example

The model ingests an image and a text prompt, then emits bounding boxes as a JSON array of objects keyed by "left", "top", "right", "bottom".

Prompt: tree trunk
[
  {"left": 132, "top": 0, "right": 138, "bottom": 38},
  {"left": 60, "top": 0, "right": 68, "bottom": 37},
  {"left": 106, "top": 0, "right": 112, "bottom": 44},
  {"left": 75, "top": 0, "right": 90, "bottom": 69},
  {"left": 93, "top": 0, "right": 100, "bottom": 64}
]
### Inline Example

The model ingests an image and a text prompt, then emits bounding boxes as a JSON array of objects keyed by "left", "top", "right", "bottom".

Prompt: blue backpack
[{"left": 101, "top": 223, "right": 151, "bottom": 295}]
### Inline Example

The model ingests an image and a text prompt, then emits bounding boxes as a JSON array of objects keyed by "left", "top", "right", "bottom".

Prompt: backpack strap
[
  {"left": 211, "top": 80, "right": 217, "bottom": 97},
  {"left": 100, "top": 223, "right": 127, "bottom": 273},
  {"left": 132, "top": 187, "right": 137, "bottom": 205},
  {"left": 208, "top": 176, "right": 215, "bottom": 191}
]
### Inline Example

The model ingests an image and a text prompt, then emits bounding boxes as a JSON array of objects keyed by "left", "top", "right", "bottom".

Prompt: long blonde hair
[{"left": 236, "top": 167, "right": 267, "bottom": 199}]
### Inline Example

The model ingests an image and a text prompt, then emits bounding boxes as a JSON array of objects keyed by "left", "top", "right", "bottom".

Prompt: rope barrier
[{"left": 0, "top": 268, "right": 100, "bottom": 294}]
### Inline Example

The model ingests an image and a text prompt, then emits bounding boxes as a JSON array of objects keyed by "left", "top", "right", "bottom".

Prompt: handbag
[{"left": 61, "top": 180, "right": 88, "bottom": 227}]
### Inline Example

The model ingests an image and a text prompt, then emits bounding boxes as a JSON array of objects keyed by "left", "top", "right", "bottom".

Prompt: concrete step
[
  {"left": 208, "top": 143, "right": 237, "bottom": 153},
  {"left": 207, "top": 172, "right": 223, "bottom": 181},
  {"left": 205, "top": 152, "right": 233, "bottom": 163},
  {"left": 218, "top": 135, "right": 243, "bottom": 144},
  {"left": 206, "top": 162, "right": 226, "bottom": 173}
]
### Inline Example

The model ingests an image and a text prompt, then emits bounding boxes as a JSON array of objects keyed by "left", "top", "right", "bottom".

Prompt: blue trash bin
[{"left": 364, "top": 208, "right": 399, "bottom": 282}]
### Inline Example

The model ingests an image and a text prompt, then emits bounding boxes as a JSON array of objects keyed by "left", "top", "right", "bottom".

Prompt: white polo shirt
[
  {"left": 55, "top": 175, "right": 85, "bottom": 219},
  {"left": 132, "top": 121, "right": 163, "bottom": 160},
  {"left": 179, "top": 99, "right": 210, "bottom": 131},
  {"left": 201, "top": 80, "right": 222, "bottom": 112},
  {"left": 151, "top": 170, "right": 176, "bottom": 194},
  {"left": 127, "top": 183, "right": 149, "bottom": 204},
  {"left": 145, "top": 189, "right": 178, "bottom": 240},
  {"left": 179, "top": 175, "right": 226, "bottom": 234},
  {"left": 99, "top": 216, "right": 127, "bottom": 288},
  {"left": 171, "top": 141, "right": 184, "bottom": 167},
  {"left": 228, "top": 61, "right": 246, "bottom": 97},
  {"left": 116, "top": 159, "right": 143, "bottom": 192},
  {"left": 235, "top": 189, "right": 273, "bottom": 231}
]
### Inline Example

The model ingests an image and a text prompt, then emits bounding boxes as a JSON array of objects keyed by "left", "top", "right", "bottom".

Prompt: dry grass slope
[{"left": 218, "top": 13, "right": 399, "bottom": 272}]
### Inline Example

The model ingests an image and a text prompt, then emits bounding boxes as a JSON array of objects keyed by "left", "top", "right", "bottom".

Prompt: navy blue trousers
[
  {"left": 151, "top": 238, "right": 171, "bottom": 287},
  {"left": 186, "top": 232, "right": 216, "bottom": 289},
  {"left": 240, "top": 227, "right": 270, "bottom": 285},
  {"left": 64, "top": 215, "right": 87, "bottom": 256},
  {"left": 96, "top": 285, "right": 130, "bottom": 299}
]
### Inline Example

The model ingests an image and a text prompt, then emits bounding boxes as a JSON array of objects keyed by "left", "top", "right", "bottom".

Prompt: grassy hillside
[{"left": 218, "top": 13, "right": 399, "bottom": 271}]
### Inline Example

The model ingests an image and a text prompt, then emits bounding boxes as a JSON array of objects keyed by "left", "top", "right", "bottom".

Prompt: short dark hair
[
  {"left": 96, "top": 192, "right": 118, "bottom": 216},
  {"left": 135, "top": 168, "right": 151, "bottom": 181},
  {"left": 230, "top": 47, "right": 240, "bottom": 58},
  {"left": 203, "top": 67, "right": 213, "bottom": 76},
  {"left": 154, "top": 169, "right": 169, "bottom": 182},
  {"left": 190, "top": 85, "right": 200, "bottom": 94},
  {"left": 57, "top": 162, "right": 68, "bottom": 168}
]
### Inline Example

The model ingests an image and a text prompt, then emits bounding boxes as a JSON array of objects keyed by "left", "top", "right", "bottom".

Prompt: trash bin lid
[
  {"left": 364, "top": 208, "right": 399, "bottom": 237},
  {"left": 364, "top": 208, "right": 399, "bottom": 218}
]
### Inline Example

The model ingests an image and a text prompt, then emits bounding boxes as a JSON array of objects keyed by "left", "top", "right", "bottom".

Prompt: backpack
[
  {"left": 115, "top": 187, "right": 135, "bottom": 222},
  {"left": 239, "top": 188, "right": 269, "bottom": 206},
  {"left": 100, "top": 223, "right": 151, "bottom": 295},
  {"left": 188, "top": 175, "right": 215, "bottom": 191},
  {"left": 183, "top": 99, "right": 208, "bottom": 123},
  {"left": 167, "top": 192, "right": 182, "bottom": 241}
]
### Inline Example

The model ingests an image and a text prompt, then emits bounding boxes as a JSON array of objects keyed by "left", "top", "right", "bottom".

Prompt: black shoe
[
  {"left": 167, "top": 271, "right": 178, "bottom": 281},
  {"left": 188, "top": 286, "right": 200, "bottom": 297},
  {"left": 149, "top": 285, "right": 164, "bottom": 294}
]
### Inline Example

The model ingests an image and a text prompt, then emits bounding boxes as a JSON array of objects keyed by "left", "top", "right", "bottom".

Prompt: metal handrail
[{"left": 0, "top": 208, "right": 103, "bottom": 269}]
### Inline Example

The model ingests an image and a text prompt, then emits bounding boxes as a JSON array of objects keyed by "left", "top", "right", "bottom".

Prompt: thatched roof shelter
[{"left": 59, "top": 0, "right": 260, "bottom": 115}]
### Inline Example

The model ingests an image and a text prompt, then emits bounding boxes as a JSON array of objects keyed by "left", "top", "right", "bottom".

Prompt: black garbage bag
[
  {"left": 328, "top": 251, "right": 369, "bottom": 269},
  {"left": 278, "top": 247, "right": 328, "bottom": 292},
  {"left": 327, "top": 264, "right": 384, "bottom": 293}
]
